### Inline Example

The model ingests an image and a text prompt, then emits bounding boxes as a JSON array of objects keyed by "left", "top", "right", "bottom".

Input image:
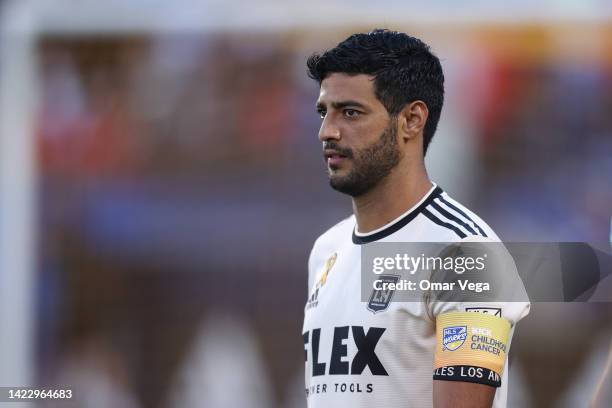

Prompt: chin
[
  {"left": 329, "top": 176, "right": 364, "bottom": 197},
  {"left": 328, "top": 169, "right": 348, "bottom": 184}
]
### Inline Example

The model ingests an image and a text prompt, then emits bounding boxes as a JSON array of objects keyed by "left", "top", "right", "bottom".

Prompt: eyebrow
[{"left": 316, "top": 100, "right": 368, "bottom": 111}]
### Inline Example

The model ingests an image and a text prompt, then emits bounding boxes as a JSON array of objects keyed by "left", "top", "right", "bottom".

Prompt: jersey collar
[{"left": 352, "top": 184, "right": 443, "bottom": 245}]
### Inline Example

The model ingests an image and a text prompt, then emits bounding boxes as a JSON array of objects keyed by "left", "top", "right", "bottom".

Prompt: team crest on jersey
[
  {"left": 367, "top": 274, "right": 399, "bottom": 314},
  {"left": 442, "top": 326, "right": 467, "bottom": 351},
  {"left": 305, "top": 253, "right": 337, "bottom": 311}
]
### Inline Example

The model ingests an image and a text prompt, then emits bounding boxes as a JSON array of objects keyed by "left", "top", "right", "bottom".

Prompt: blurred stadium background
[{"left": 1, "top": 0, "right": 611, "bottom": 407}]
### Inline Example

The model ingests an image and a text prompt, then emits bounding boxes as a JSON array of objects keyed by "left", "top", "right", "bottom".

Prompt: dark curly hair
[{"left": 307, "top": 29, "right": 444, "bottom": 155}]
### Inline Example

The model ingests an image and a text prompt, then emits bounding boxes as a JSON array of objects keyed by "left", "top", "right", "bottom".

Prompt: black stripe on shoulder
[
  {"left": 352, "top": 186, "right": 443, "bottom": 244},
  {"left": 422, "top": 208, "right": 467, "bottom": 239},
  {"left": 431, "top": 200, "right": 477, "bottom": 236},
  {"left": 437, "top": 195, "right": 488, "bottom": 237}
]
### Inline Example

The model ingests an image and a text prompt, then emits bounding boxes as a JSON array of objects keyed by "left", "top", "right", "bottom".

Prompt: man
[{"left": 302, "top": 29, "right": 529, "bottom": 408}]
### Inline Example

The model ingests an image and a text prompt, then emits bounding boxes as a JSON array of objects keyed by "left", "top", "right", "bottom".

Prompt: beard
[{"left": 326, "top": 121, "right": 401, "bottom": 197}]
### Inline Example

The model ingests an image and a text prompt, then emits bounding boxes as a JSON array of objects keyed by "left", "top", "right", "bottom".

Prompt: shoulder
[
  {"left": 310, "top": 214, "right": 355, "bottom": 258},
  {"left": 418, "top": 188, "right": 499, "bottom": 241},
  {"left": 307, "top": 215, "right": 354, "bottom": 289}
]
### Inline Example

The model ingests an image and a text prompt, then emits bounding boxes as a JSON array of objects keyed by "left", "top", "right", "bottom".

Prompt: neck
[{"left": 352, "top": 162, "right": 432, "bottom": 234}]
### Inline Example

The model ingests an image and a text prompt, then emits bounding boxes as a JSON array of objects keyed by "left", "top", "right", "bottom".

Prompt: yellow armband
[{"left": 433, "top": 311, "right": 511, "bottom": 387}]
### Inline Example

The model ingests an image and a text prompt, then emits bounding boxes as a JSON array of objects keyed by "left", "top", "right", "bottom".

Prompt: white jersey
[{"left": 302, "top": 184, "right": 530, "bottom": 408}]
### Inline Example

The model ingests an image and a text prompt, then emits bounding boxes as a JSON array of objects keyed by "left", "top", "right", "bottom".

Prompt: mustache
[{"left": 323, "top": 142, "right": 353, "bottom": 158}]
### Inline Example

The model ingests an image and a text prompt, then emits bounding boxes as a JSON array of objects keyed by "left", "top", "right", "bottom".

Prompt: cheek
[{"left": 346, "top": 122, "right": 385, "bottom": 148}]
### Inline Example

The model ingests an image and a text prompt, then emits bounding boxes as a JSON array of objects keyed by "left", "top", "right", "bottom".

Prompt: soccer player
[{"left": 302, "top": 29, "right": 529, "bottom": 408}]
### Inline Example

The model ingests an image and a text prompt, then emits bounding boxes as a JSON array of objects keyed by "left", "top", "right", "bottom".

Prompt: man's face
[{"left": 316, "top": 73, "right": 401, "bottom": 197}]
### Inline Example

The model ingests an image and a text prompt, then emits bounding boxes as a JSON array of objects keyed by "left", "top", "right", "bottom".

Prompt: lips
[
  {"left": 324, "top": 149, "right": 349, "bottom": 167},
  {"left": 324, "top": 150, "right": 347, "bottom": 160}
]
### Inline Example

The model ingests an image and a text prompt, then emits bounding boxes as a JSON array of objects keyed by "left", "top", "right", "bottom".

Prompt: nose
[{"left": 318, "top": 116, "right": 341, "bottom": 143}]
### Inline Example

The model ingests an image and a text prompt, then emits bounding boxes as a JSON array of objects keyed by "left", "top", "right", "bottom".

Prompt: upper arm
[{"left": 428, "top": 240, "right": 529, "bottom": 406}]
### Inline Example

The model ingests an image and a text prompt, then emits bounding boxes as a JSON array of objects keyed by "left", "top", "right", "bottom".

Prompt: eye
[
  {"left": 344, "top": 109, "right": 361, "bottom": 118},
  {"left": 317, "top": 108, "right": 327, "bottom": 119}
]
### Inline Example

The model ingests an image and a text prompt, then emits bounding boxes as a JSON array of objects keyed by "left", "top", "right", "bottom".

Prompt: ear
[{"left": 398, "top": 101, "right": 428, "bottom": 143}]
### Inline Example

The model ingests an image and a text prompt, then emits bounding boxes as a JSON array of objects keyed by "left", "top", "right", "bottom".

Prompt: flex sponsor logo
[
  {"left": 306, "top": 382, "right": 374, "bottom": 398},
  {"left": 367, "top": 274, "right": 399, "bottom": 313},
  {"left": 442, "top": 326, "right": 467, "bottom": 351},
  {"left": 306, "top": 253, "right": 337, "bottom": 311},
  {"left": 303, "top": 326, "right": 388, "bottom": 377}
]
